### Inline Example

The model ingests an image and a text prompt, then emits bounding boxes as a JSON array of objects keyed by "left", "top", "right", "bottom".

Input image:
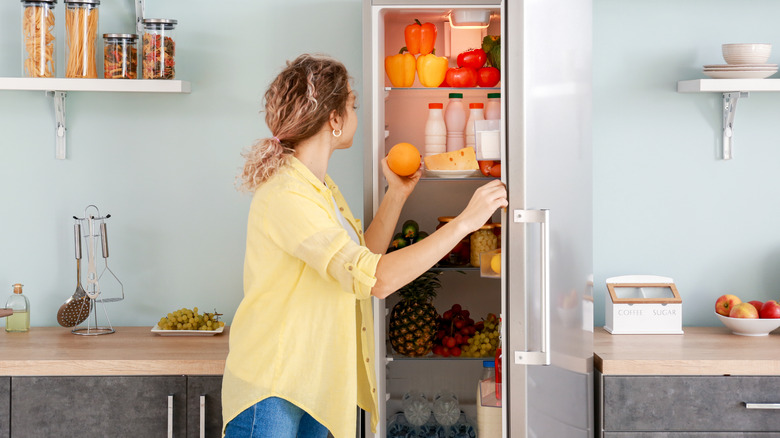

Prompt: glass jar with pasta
[
  {"left": 21, "top": 0, "right": 57, "bottom": 78},
  {"left": 142, "top": 18, "right": 177, "bottom": 79},
  {"left": 64, "top": 0, "right": 100, "bottom": 78},
  {"left": 470, "top": 223, "right": 499, "bottom": 267},
  {"left": 103, "top": 33, "right": 137, "bottom": 79}
]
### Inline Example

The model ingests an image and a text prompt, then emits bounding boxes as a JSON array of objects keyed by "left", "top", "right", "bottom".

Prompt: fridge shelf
[
  {"left": 386, "top": 353, "right": 490, "bottom": 362},
  {"left": 420, "top": 176, "right": 494, "bottom": 182},
  {"left": 385, "top": 87, "right": 500, "bottom": 92}
]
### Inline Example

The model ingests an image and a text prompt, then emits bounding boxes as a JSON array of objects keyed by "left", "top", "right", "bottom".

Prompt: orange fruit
[{"left": 387, "top": 142, "right": 421, "bottom": 176}]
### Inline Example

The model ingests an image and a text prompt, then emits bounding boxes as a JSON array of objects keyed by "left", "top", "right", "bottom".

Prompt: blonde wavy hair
[{"left": 238, "top": 54, "right": 352, "bottom": 192}]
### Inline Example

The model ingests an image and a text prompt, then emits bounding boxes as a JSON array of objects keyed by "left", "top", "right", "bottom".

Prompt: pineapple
[{"left": 388, "top": 270, "right": 442, "bottom": 357}]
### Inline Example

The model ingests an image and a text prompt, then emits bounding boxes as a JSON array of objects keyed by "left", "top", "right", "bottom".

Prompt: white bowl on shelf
[
  {"left": 715, "top": 313, "right": 780, "bottom": 336},
  {"left": 722, "top": 43, "right": 772, "bottom": 65}
]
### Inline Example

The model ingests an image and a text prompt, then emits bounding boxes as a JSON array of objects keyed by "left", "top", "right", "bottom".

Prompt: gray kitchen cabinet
[
  {"left": 597, "top": 372, "right": 780, "bottom": 437},
  {"left": 0, "top": 377, "right": 9, "bottom": 438},
  {"left": 186, "top": 375, "right": 223, "bottom": 438},
  {"left": 10, "top": 375, "right": 187, "bottom": 438}
]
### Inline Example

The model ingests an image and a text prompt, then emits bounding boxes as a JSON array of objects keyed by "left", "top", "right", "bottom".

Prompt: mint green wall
[
  {"left": 0, "top": 0, "right": 365, "bottom": 326},
  {"left": 593, "top": 0, "right": 780, "bottom": 327},
  {"left": 4, "top": 0, "right": 774, "bottom": 329}
]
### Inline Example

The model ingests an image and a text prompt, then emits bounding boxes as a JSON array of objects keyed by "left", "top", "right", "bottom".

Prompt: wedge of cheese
[{"left": 424, "top": 147, "right": 479, "bottom": 171}]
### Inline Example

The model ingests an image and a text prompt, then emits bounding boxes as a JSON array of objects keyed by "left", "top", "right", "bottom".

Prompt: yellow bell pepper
[
  {"left": 385, "top": 49, "right": 415, "bottom": 88},
  {"left": 416, "top": 53, "right": 448, "bottom": 88}
]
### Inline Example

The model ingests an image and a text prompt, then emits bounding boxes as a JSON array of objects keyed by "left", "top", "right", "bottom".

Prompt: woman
[{"left": 222, "top": 54, "right": 507, "bottom": 438}]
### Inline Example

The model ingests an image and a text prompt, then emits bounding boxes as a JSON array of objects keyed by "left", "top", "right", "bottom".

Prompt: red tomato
[
  {"left": 457, "top": 48, "right": 487, "bottom": 69},
  {"left": 478, "top": 160, "right": 494, "bottom": 176},
  {"left": 445, "top": 67, "right": 478, "bottom": 88},
  {"left": 450, "top": 346, "right": 462, "bottom": 357},
  {"left": 477, "top": 67, "right": 500, "bottom": 87},
  {"left": 489, "top": 162, "right": 501, "bottom": 178}
]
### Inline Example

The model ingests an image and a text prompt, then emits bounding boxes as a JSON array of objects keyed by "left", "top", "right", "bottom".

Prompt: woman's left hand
[{"left": 381, "top": 157, "right": 421, "bottom": 199}]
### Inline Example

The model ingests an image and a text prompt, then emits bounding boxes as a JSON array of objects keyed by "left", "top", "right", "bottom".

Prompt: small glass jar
[
  {"left": 142, "top": 18, "right": 177, "bottom": 79},
  {"left": 21, "top": 0, "right": 57, "bottom": 78},
  {"left": 64, "top": 0, "right": 100, "bottom": 78},
  {"left": 103, "top": 33, "right": 137, "bottom": 79},
  {"left": 437, "top": 216, "right": 470, "bottom": 266},
  {"left": 470, "top": 223, "right": 499, "bottom": 267}
]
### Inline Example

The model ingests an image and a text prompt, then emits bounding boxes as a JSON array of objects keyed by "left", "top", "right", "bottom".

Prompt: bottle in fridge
[
  {"left": 465, "top": 102, "right": 485, "bottom": 149},
  {"left": 363, "top": 1, "right": 593, "bottom": 437},
  {"left": 424, "top": 102, "right": 447, "bottom": 158}
]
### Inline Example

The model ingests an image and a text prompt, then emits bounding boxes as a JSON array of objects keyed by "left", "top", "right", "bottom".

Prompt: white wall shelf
[
  {"left": 0, "top": 78, "right": 191, "bottom": 159},
  {"left": 678, "top": 79, "right": 780, "bottom": 160}
]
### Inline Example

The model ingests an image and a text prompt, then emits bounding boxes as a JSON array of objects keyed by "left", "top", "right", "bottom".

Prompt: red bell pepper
[{"left": 404, "top": 19, "right": 437, "bottom": 56}]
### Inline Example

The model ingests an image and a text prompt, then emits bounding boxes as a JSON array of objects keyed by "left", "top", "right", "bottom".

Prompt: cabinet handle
[
  {"left": 200, "top": 395, "right": 206, "bottom": 438},
  {"left": 746, "top": 403, "right": 780, "bottom": 409},
  {"left": 168, "top": 394, "right": 174, "bottom": 438},
  {"left": 512, "top": 209, "right": 551, "bottom": 366}
]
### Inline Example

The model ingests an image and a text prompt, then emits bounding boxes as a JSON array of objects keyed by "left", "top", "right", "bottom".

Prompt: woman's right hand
[{"left": 455, "top": 180, "right": 508, "bottom": 232}]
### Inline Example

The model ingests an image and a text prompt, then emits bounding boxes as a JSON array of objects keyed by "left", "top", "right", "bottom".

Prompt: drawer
[{"left": 603, "top": 376, "right": 780, "bottom": 432}]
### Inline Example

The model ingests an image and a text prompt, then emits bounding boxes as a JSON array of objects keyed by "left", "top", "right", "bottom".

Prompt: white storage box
[{"left": 604, "top": 275, "right": 683, "bottom": 335}]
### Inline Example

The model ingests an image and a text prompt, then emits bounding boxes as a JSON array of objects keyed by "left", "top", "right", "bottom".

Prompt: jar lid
[
  {"left": 12, "top": 284, "right": 23, "bottom": 294},
  {"left": 103, "top": 33, "right": 138, "bottom": 40},
  {"left": 469, "top": 103, "right": 484, "bottom": 109},
  {"left": 65, "top": 0, "right": 99, "bottom": 4},
  {"left": 483, "top": 360, "right": 495, "bottom": 367},
  {"left": 143, "top": 18, "right": 178, "bottom": 25},
  {"left": 21, "top": 0, "right": 56, "bottom": 4},
  {"left": 437, "top": 216, "right": 455, "bottom": 223},
  {"left": 487, "top": 93, "right": 501, "bottom": 98},
  {"left": 476, "top": 223, "right": 496, "bottom": 230},
  {"left": 449, "top": 93, "right": 463, "bottom": 99},
  {"left": 428, "top": 103, "right": 443, "bottom": 109}
]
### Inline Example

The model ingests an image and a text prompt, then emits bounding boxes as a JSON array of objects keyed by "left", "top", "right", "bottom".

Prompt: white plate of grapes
[{"left": 152, "top": 307, "right": 225, "bottom": 336}]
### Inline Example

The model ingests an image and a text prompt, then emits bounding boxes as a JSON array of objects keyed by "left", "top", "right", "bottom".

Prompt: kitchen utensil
[
  {"left": 96, "top": 221, "right": 124, "bottom": 303},
  {"left": 722, "top": 43, "right": 772, "bottom": 65},
  {"left": 56, "top": 223, "right": 91, "bottom": 327},
  {"left": 84, "top": 215, "right": 101, "bottom": 300}
]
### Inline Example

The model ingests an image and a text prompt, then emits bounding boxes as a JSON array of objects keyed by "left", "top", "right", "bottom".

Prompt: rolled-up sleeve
[{"left": 261, "top": 187, "right": 381, "bottom": 298}]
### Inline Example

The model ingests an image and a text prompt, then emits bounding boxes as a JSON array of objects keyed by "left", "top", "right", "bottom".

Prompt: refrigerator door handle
[{"left": 512, "top": 209, "right": 551, "bottom": 366}]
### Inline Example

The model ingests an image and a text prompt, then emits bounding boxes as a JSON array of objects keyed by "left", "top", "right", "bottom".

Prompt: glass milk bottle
[
  {"left": 485, "top": 92, "right": 501, "bottom": 121},
  {"left": 5, "top": 283, "right": 30, "bottom": 333},
  {"left": 444, "top": 93, "right": 466, "bottom": 151},
  {"left": 465, "top": 102, "right": 485, "bottom": 149},
  {"left": 424, "top": 103, "right": 447, "bottom": 158}
]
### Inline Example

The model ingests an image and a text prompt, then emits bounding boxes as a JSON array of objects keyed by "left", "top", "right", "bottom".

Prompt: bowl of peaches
[{"left": 715, "top": 294, "right": 780, "bottom": 336}]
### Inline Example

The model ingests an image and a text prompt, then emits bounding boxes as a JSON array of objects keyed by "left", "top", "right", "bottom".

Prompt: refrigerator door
[{"left": 504, "top": 1, "right": 593, "bottom": 438}]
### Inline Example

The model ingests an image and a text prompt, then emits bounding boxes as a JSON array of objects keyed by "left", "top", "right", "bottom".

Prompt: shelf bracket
[
  {"left": 48, "top": 90, "right": 67, "bottom": 160},
  {"left": 722, "top": 91, "right": 748, "bottom": 160},
  {"left": 135, "top": 0, "right": 145, "bottom": 36}
]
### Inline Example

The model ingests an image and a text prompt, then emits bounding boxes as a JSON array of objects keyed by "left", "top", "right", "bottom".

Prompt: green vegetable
[
  {"left": 482, "top": 35, "right": 501, "bottom": 71},
  {"left": 402, "top": 220, "right": 419, "bottom": 239}
]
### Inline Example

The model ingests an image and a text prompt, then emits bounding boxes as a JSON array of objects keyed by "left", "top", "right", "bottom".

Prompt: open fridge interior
[{"left": 369, "top": 4, "right": 505, "bottom": 437}]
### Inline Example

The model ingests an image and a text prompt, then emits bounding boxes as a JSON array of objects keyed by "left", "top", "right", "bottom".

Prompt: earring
[{"left": 332, "top": 129, "right": 342, "bottom": 138}]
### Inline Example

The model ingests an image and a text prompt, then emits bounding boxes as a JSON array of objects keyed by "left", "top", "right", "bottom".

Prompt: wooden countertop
[
  {"left": 595, "top": 326, "right": 780, "bottom": 376},
  {"left": 0, "top": 326, "right": 229, "bottom": 376}
]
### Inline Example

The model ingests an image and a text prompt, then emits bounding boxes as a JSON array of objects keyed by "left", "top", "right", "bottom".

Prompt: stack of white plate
[{"left": 703, "top": 43, "right": 777, "bottom": 79}]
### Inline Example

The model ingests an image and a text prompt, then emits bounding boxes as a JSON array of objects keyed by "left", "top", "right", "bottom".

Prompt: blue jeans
[{"left": 224, "top": 396, "right": 330, "bottom": 438}]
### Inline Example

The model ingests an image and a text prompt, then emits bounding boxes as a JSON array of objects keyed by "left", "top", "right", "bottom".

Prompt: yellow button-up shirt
[{"left": 222, "top": 157, "right": 380, "bottom": 438}]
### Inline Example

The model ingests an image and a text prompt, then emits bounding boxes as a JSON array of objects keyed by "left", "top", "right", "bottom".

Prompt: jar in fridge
[
  {"left": 21, "top": 0, "right": 57, "bottom": 78},
  {"left": 470, "top": 223, "right": 498, "bottom": 267},
  {"left": 64, "top": 0, "right": 100, "bottom": 78},
  {"left": 103, "top": 34, "right": 137, "bottom": 79},
  {"left": 437, "top": 216, "right": 470, "bottom": 266},
  {"left": 142, "top": 18, "right": 177, "bottom": 79}
]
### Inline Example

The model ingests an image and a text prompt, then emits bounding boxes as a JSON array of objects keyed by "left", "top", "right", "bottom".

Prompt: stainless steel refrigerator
[{"left": 361, "top": 1, "right": 593, "bottom": 437}]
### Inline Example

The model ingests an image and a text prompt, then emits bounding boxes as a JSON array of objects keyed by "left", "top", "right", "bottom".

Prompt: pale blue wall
[
  {"left": 0, "top": 0, "right": 365, "bottom": 326},
  {"left": 593, "top": 0, "right": 780, "bottom": 327},
  {"left": 4, "top": 0, "right": 777, "bottom": 329}
]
